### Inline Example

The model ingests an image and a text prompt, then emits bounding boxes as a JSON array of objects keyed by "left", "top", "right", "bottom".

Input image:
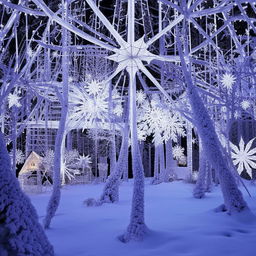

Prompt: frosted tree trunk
[
  {"left": 187, "top": 123, "right": 193, "bottom": 173},
  {"left": 61, "top": 132, "right": 67, "bottom": 185},
  {"left": 44, "top": 0, "right": 69, "bottom": 229},
  {"left": 159, "top": 142, "right": 166, "bottom": 181},
  {"left": 109, "top": 130, "right": 117, "bottom": 174},
  {"left": 153, "top": 143, "right": 159, "bottom": 181},
  {"left": 11, "top": 109, "right": 18, "bottom": 175},
  {"left": 0, "top": 132, "right": 54, "bottom": 255},
  {"left": 178, "top": 41, "right": 247, "bottom": 213},
  {"left": 193, "top": 151, "right": 207, "bottom": 199},
  {"left": 100, "top": 121, "right": 129, "bottom": 204},
  {"left": 119, "top": 71, "right": 148, "bottom": 242},
  {"left": 165, "top": 139, "right": 176, "bottom": 180},
  {"left": 85, "top": 118, "right": 129, "bottom": 206},
  {"left": 205, "top": 161, "right": 212, "bottom": 192}
]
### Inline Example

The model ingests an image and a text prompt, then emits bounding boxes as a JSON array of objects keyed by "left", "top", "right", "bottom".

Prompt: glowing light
[{"left": 220, "top": 73, "right": 236, "bottom": 90}]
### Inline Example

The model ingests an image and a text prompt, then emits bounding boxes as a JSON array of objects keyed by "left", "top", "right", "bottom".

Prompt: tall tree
[
  {"left": 44, "top": 0, "right": 69, "bottom": 229},
  {"left": 0, "top": 132, "right": 54, "bottom": 255},
  {"left": 177, "top": 34, "right": 248, "bottom": 214}
]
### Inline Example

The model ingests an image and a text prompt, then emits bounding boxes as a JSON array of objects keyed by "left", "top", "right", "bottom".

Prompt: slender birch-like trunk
[
  {"left": 44, "top": 0, "right": 69, "bottom": 228},
  {"left": 177, "top": 38, "right": 247, "bottom": 213}
]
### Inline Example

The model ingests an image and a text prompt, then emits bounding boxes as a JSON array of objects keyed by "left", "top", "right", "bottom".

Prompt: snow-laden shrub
[
  {"left": 83, "top": 198, "right": 102, "bottom": 207},
  {"left": 184, "top": 172, "right": 198, "bottom": 184},
  {"left": 0, "top": 133, "right": 54, "bottom": 255}
]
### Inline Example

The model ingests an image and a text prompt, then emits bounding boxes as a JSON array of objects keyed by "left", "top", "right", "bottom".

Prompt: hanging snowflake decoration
[
  {"left": 136, "top": 90, "right": 146, "bottom": 105},
  {"left": 41, "top": 150, "right": 54, "bottom": 173},
  {"left": 137, "top": 96, "right": 185, "bottom": 145},
  {"left": 16, "top": 150, "right": 25, "bottom": 165},
  {"left": 220, "top": 73, "right": 236, "bottom": 90},
  {"left": 68, "top": 83, "right": 109, "bottom": 129},
  {"left": 137, "top": 128, "right": 147, "bottom": 142},
  {"left": 86, "top": 79, "right": 103, "bottom": 95},
  {"left": 10, "top": 149, "right": 25, "bottom": 165},
  {"left": 62, "top": 150, "right": 81, "bottom": 181},
  {"left": 161, "top": 110, "right": 186, "bottom": 143},
  {"left": 78, "top": 155, "right": 92, "bottom": 169},
  {"left": 69, "top": 79, "right": 122, "bottom": 129},
  {"left": 8, "top": 91, "right": 21, "bottom": 108},
  {"left": 113, "top": 104, "right": 123, "bottom": 117},
  {"left": 230, "top": 137, "right": 256, "bottom": 178},
  {"left": 240, "top": 100, "right": 250, "bottom": 110},
  {"left": 172, "top": 145, "right": 185, "bottom": 160}
]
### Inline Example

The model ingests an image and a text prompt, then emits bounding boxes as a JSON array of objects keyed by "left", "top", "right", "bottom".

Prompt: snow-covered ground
[{"left": 30, "top": 180, "right": 256, "bottom": 256}]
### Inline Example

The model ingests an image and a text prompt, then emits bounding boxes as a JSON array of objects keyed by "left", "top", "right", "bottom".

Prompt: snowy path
[{"left": 30, "top": 180, "right": 256, "bottom": 256}]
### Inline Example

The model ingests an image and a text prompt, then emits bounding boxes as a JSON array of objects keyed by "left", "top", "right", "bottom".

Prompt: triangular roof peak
[{"left": 19, "top": 151, "right": 42, "bottom": 175}]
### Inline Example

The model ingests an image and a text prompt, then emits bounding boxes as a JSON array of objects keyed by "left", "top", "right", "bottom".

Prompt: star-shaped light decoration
[
  {"left": 8, "top": 92, "right": 21, "bottom": 108},
  {"left": 136, "top": 90, "right": 146, "bottom": 105},
  {"left": 113, "top": 104, "right": 123, "bottom": 117},
  {"left": 220, "top": 73, "right": 236, "bottom": 90},
  {"left": 230, "top": 137, "right": 256, "bottom": 178},
  {"left": 86, "top": 79, "right": 103, "bottom": 95},
  {"left": 68, "top": 83, "right": 109, "bottom": 129},
  {"left": 172, "top": 145, "right": 185, "bottom": 160},
  {"left": 241, "top": 100, "right": 250, "bottom": 110},
  {"left": 78, "top": 155, "right": 92, "bottom": 168},
  {"left": 107, "top": 36, "right": 157, "bottom": 73}
]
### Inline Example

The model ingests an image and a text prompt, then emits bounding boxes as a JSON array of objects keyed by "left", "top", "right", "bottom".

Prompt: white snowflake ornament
[
  {"left": 241, "top": 100, "right": 250, "bottom": 110},
  {"left": 220, "top": 73, "right": 236, "bottom": 90},
  {"left": 172, "top": 145, "right": 185, "bottom": 160},
  {"left": 113, "top": 104, "right": 123, "bottom": 117},
  {"left": 86, "top": 80, "right": 103, "bottom": 95},
  {"left": 8, "top": 92, "right": 21, "bottom": 108},
  {"left": 230, "top": 137, "right": 256, "bottom": 178},
  {"left": 136, "top": 90, "right": 146, "bottom": 105}
]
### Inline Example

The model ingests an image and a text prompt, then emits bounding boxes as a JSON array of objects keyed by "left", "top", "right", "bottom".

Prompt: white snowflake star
[
  {"left": 69, "top": 83, "right": 109, "bottom": 128},
  {"left": 78, "top": 155, "right": 92, "bottom": 168},
  {"left": 86, "top": 80, "right": 103, "bottom": 95},
  {"left": 230, "top": 137, "right": 256, "bottom": 178},
  {"left": 172, "top": 145, "right": 185, "bottom": 160},
  {"left": 220, "top": 73, "right": 236, "bottom": 90},
  {"left": 136, "top": 90, "right": 146, "bottom": 105},
  {"left": 10, "top": 149, "right": 25, "bottom": 165},
  {"left": 113, "top": 104, "right": 123, "bottom": 117},
  {"left": 241, "top": 100, "right": 250, "bottom": 110},
  {"left": 8, "top": 92, "right": 21, "bottom": 108},
  {"left": 137, "top": 99, "right": 185, "bottom": 144}
]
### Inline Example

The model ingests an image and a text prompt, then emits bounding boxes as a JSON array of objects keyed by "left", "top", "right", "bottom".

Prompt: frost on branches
[{"left": 0, "top": 133, "right": 54, "bottom": 255}]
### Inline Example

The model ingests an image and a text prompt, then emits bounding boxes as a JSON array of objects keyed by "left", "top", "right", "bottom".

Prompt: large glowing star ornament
[{"left": 107, "top": 37, "right": 156, "bottom": 73}]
